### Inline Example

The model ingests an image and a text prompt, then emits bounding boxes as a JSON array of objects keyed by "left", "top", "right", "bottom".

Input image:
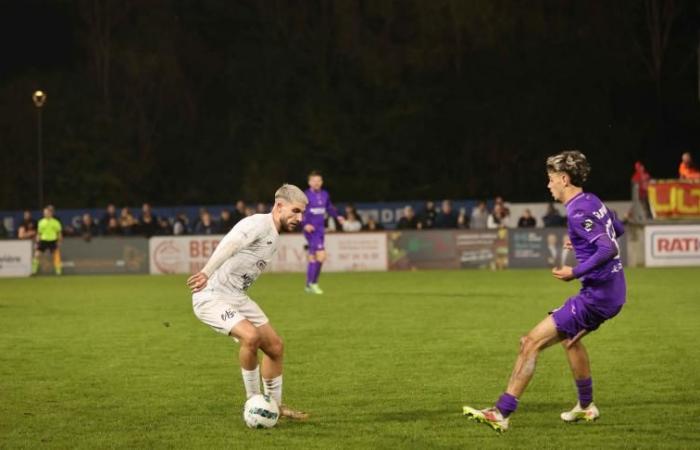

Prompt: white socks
[
  {"left": 241, "top": 366, "right": 261, "bottom": 399},
  {"left": 263, "top": 375, "right": 283, "bottom": 406}
]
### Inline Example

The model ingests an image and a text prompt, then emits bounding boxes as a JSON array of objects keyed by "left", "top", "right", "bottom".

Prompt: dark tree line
[{"left": 1, "top": 0, "right": 698, "bottom": 209}]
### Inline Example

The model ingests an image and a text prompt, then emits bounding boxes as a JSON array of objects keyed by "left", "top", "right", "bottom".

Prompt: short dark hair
[
  {"left": 308, "top": 170, "right": 322, "bottom": 178},
  {"left": 546, "top": 150, "right": 591, "bottom": 187}
]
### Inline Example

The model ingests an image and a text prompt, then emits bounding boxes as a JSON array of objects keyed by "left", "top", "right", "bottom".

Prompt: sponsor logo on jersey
[
  {"left": 256, "top": 260, "right": 267, "bottom": 270},
  {"left": 309, "top": 207, "right": 326, "bottom": 215}
]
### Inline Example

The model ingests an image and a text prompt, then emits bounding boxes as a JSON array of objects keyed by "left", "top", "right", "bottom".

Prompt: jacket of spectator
[
  {"left": 435, "top": 200, "right": 458, "bottom": 228},
  {"left": 470, "top": 202, "right": 489, "bottom": 229}
]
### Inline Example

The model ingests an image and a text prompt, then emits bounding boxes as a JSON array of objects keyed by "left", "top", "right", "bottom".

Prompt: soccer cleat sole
[
  {"left": 463, "top": 407, "right": 506, "bottom": 433},
  {"left": 562, "top": 412, "right": 599, "bottom": 423}
]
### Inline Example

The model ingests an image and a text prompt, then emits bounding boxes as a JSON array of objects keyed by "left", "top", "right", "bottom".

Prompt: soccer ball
[{"left": 243, "top": 394, "right": 279, "bottom": 429}]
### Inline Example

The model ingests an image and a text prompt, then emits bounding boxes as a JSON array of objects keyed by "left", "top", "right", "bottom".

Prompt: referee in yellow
[{"left": 32, "top": 205, "right": 63, "bottom": 275}]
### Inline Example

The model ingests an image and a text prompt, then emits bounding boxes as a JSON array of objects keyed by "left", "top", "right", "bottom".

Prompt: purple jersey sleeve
[
  {"left": 325, "top": 195, "right": 339, "bottom": 219},
  {"left": 572, "top": 234, "right": 618, "bottom": 278},
  {"left": 612, "top": 212, "right": 625, "bottom": 237}
]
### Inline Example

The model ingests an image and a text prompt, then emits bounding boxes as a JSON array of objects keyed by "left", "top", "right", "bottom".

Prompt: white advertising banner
[
  {"left": 0, "top": 240, "right": 33, "bottom": 277},
  {"left": 150, "top": 233, "right": 388, "bottom": 274},
  {"left": 645, "top": 225, "right": 700, "bottom": 267}
]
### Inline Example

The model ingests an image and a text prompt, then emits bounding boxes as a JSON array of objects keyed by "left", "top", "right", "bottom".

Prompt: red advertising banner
[{"left": 647, "top": 180, "right": 700, "bottom": 219}]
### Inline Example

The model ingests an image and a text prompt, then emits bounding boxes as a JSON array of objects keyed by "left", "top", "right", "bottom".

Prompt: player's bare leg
[
  {"left": 561, "top": 338, "right": 599, "bottom": 422},
  {"left": 258, "top": 323, "right": 308, "bottom": 420},
  {"left": 231, "top": 320, "right": 262, "bottom": 398},
  {"left": 464, "top": 315, "right": 562, "bottom": 432},
  {"left": 505, "top": 315, "right": 562, "bottom": 397}
]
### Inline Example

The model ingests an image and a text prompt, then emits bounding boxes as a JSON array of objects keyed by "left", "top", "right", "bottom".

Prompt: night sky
[{"left": 1, "top": 0, "right": 698, "bottom": 209}]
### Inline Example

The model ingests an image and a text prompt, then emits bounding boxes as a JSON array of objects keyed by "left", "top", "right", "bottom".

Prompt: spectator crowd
[{"left": 3, "top": 196, "right": 572, "bottom": 241}]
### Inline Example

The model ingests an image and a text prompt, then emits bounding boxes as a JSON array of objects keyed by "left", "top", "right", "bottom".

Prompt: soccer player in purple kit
[
  {"left": 463, "top": 150, "right": 626, "bottom": 432},
  {"left": 302, "top": 171, "right": 344, "bottom": 294}
]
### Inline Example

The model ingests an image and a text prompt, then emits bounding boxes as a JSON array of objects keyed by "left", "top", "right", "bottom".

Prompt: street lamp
[{"left": 32, "top": 90, "right": 46, "bottom": 209}]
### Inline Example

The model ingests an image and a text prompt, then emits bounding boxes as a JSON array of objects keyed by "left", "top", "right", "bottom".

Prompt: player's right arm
[{"left": 186, "top": 218, "right": 258, "bottom": 293}]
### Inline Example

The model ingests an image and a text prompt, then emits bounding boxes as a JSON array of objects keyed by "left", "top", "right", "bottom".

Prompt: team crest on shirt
[{"left": 582, "top": 218, "right": 594, "bottom": 232}]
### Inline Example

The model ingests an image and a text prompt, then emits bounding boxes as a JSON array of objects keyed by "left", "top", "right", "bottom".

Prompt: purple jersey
[
  {"left": 566, "top": 192, "right": 624, "bottom": 284},
  {"left": 302, "top": 188, "right": 339, "bottom": 232}
]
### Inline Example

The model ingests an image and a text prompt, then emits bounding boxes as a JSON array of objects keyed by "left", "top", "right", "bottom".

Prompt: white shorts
[{"left": 192, "top": 289, "right": 269, "bottom": 336}]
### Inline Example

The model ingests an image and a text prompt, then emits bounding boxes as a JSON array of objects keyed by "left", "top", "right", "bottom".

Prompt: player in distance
[
  {"left": 302, "top": 171, "right": 344, "bottom": 294},
  {"left": 464, "top": 150, "right": 626, "bottom": 432}
]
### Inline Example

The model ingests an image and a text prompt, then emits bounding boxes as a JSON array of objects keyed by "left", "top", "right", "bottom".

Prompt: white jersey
[{"left": 205, "top": 213, "right": 279, "bottom": 295}]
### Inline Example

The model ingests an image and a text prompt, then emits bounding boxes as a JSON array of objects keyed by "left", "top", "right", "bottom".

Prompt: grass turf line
[{"left": 1, "top": 268, "right": 699, "bottom": 448}]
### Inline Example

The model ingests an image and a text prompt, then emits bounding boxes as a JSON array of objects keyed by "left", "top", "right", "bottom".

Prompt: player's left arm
[{"left": 326, "top": 194, "right": 344, "bottom": 223}]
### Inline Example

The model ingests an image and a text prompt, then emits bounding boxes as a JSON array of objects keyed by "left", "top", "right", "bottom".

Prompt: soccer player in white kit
[{"left": 187, "top": 184, "right": 309, "bottom": 420}]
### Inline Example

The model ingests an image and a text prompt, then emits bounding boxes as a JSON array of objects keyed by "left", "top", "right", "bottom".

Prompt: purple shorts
[
  {"left": 305, "top": 232, "right": 325, "bottom": 255},
  {"left": 551, "top": 275, "right": 626, "bottom": 339}
]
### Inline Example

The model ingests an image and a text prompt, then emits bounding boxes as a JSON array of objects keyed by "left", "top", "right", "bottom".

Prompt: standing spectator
[
  {"left": 77, "top": 213, "right": 99, "bottom": 241},
  {"left": 100, "top": 204, "right": 118, "bottom": 235},
  {"left": 397, "top": 206, "right": 421, "bottom": 229},
  {"left": 195, "top": 211, "right": 216, "bottom": 235},
  {"left": 678, "top": 152, "right": 700, "bottom": 179},
  {"left": 470, "top": 201, "right": 489, "bottom": 230},
  {"left": 218, "top": 209, "right": 235, "bottom": 233},
  {"left": 363, "top": 217, "right": 384, "bottom": 231},
  {"left": 344, "top": 204, "right": 364, "bottom": 228},
  {"left": 18, "top": 210, "right": 37, "bottom": 240},
  {"left": 419, "top": 201, "right": 437, "bottom": 229},
  {"left": 119, "top": 207, "right": 137, "bottom": 235},
  {"left": 517, "top": 209, "right": 537, "bottom": 228},
  {"left": 542, "top": 203, "right": 566, "bottom": 227},
  {"left": 487, "top": 204, "right": 510, "bottom": 229},
  {"left": 104, "top": 217, "right": 121, "bottom": 236},
  {"left": 32, "top": 205, "right": 63, "bottom": 275},
  {"left": 342, "top": 210, "right": 363, "bottom": 232},
  {"left": 631, "top": 161, "right": 652, "bottom": 220},
  {"left": 232, "top": 200, "right": 247, "bottom": 224},
  {"left": 256, "top": 202, "right": 268, "bottom": 214},
  {"left": 138, "top": 203, "right": 160, "bottom": 237},
  {"left": 435, "top": 200, "right": 459, "bottom": 228},
  {"left": 457, "top": 207, "right": 469, "bottom": 229},
  {"left": 494, "top": 196, "right": 511, "bottom": 217},
  {"left": 157, "top": 216, "right": 173, "bottom": 235},
  {"left": 173, "top": 212, "right": 190, "bottom": 235}
]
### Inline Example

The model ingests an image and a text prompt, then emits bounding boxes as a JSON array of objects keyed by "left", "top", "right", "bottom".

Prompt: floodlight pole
[{"left": 33, "top": 90, "right": 46, "bottom": 209}]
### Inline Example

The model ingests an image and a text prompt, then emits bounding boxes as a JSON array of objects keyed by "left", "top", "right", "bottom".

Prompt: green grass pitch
[{"left": 1, "top": 268, "right": 699, "bottom": 448}]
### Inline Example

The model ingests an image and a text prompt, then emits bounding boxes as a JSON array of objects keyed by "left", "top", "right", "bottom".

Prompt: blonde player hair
[
  {"left": 274, "top": 184, "right": 308, "bottom": 205},
  {"left": 546, "top": 150, "right": 591, "bottom": 187}
]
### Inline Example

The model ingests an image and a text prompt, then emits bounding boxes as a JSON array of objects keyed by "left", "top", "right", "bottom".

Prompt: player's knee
[
  {"left": 519, "top": 335, "right": 540, "bottom": 355},
  {"left": 239, "top": 329, "right": 262, "bottom": 349},
  {"left": 266, "top": 336, "right": 284, "bottom": 359}
]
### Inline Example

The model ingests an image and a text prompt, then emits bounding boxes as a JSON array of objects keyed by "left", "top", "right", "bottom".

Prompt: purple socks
[
  {"left": 306, "top": 261, "right": 322, "bottom": 285},
  {"left": 576, "top": 378, "right": 593, "bottom": 408},
  {"left": 495, "top": 393, "right": 518, "bottom": 418}
]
